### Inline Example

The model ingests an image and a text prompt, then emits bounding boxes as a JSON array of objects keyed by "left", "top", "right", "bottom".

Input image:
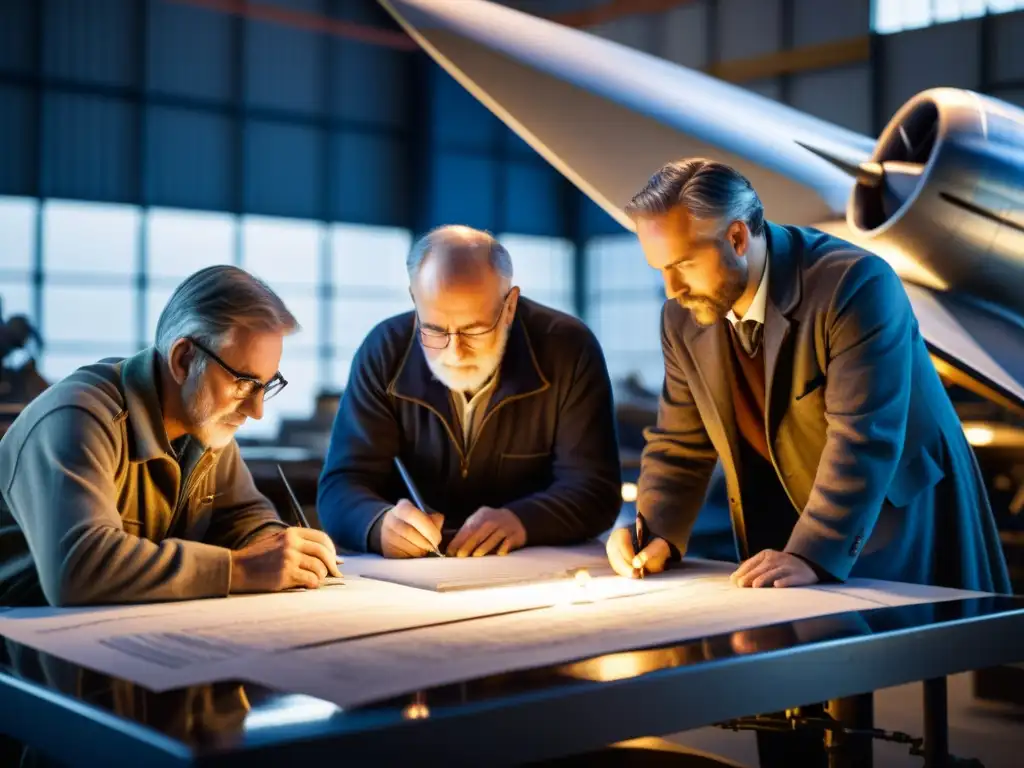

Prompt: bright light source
[
  {"left": 621, "top": 482, "right": 638, "bottom": 502},
  {"left": 244, "top": 696, "right": 340, "bottom": 730},
  {"left": 964, "top": 426, "right": 994, "bottom": 446},
  {"left": 403, "top": 702, "right": 430, "bottom": 720},
  {"left": 574, "top": 568, "right": 591, "bottom": 587}
]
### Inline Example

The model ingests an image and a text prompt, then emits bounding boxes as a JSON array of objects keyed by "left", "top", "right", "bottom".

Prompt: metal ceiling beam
[
  {"left": 547, "top": 0, "right": 696, "bottom": 28},
  {"left": 168, "top": 0, "right": 418, "bottom": 50}
]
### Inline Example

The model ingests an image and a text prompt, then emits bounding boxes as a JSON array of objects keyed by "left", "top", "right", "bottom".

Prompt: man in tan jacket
[{"left": 0, "top": 265, "right": 341, "bottom": 607}]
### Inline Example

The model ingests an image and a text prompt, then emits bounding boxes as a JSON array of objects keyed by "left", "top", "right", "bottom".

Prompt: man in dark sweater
[
  {"left": 607, "top": 158, "right": 1009, "bottom": 595},
  {"left": 318, "top": 225, "right": 621, "bottom": 558}
]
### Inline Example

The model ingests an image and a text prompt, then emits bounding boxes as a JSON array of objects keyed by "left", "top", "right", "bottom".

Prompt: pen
[
  {"left": 634, "top": 511, "right": 648, "bottom": 579},
  {"left": 393, "top": 456, "right": 445, "bottom": 558},
  {"left": 277, "top": 464, "right": 345, "bottom": 567}
]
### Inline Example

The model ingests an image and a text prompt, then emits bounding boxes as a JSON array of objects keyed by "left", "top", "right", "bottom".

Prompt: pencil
[
  {"left": 635, "top": 511, "right": 648, "bottom": 579},
  {"left": 277, "top": 464, "right": 311, "bottom": 528},
  {"left": 277, "top": 464, "right": 344, "bottom": 567},
  {"left": 393, "top": 456, "right": 445, "bottom": 557}
]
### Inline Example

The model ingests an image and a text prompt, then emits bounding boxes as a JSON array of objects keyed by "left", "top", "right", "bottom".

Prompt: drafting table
[{"left": 1, "top": 594, "right": 1022, "bottom": 767}]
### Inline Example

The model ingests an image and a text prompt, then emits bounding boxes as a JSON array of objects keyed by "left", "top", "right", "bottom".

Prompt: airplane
[
  {"left": 376, "top": 0, "right": 1024, "bottom": 557},
  {"left": 377, "top": 0, "right": 1024, "bottom": 433}
]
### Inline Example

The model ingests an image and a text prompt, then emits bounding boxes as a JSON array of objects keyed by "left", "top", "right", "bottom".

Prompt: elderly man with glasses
[
  {"left": 318, "top": 225, "right": 621, "bottom": 558},
  {"left": 0, "top": 265, "right": 341, "bottom": 607}
]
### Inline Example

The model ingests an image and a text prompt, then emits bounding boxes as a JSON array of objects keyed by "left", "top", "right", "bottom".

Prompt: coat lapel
[
  {"left": 679, "top": 223, "right": 804, "bottom": 482},
  {"left": 763, "top": 222, "right": 802, "bottom": 443},
  {"left": 685, "top": 320, "right": 739, "bottom": 483}
]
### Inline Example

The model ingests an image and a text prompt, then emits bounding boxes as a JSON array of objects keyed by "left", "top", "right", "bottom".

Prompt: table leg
[
  {"left": 826, "top": 693, "right": 874, "bottom": 768},
  {"left": 923, "top": 677, "right": 949, "bottom": 767}
]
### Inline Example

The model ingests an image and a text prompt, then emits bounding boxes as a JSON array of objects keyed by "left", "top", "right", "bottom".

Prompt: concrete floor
[{"left": 660, "top": 672, "right": 1023, "bottom": 767}]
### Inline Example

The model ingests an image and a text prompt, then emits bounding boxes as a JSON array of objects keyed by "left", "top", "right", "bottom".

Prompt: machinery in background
[{"left": 0, "top": 299, "right": 47, "bottom": 438}]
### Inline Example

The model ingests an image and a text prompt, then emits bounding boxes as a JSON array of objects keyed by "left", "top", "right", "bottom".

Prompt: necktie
[{"left": 738, "top": 319, "right": 763, "bottom": 357}]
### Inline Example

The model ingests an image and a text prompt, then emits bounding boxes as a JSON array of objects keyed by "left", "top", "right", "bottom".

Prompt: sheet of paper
[
  {"left": 0, "top": 551, "right": 990, "bottom": 699},
  {"left": 343, "top": 542, "right": 614, "bottom": 591},
  {"left": 0, "top": 566, "right": 664, "bottom": 692},
  {"left": 245, "top": 572, "right": 991, "bottom": 711}
]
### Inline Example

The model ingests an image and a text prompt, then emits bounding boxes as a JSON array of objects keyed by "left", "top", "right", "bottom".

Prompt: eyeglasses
[
  {"left": 416, "top": 292, "right": 512, "bottom": 350},
  {"left": 187, "top": 337, "right": 288, "bottom": 402}
]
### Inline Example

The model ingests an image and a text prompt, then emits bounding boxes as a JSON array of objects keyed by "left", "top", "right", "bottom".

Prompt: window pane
[
  {"left": 960, "top": 0, "right": 988, "bottom": 16},
  {"left": 603, "top": 349, "right": 665, "bottom": 392},
  {"left": 0, "top": 196, "right": 36, "bottom": 275},
  {"left": 331, "top": 223, "right": 411, "bottom": 290},
  {"left": 39, "top": 350, "right": 136, "bottom": 383},
  {"left": 237, "top": 352, "right": 319, "bottom": 441},
  {"left": 588, "top": 299, "right": 664, "bottom": 355},
  {"left": 498, "top": 233, "right": 574, "bottom": 313},
  {"left": 277, "top": 289, "right": 320, "bottom": 352},
  {"left": 147, "top": 208, "right": 235, "bottom": 282},
  {"left": 145, "top": 287, "right": 174, "bottom": 344},
  {"left": 0, "top": 280, "right": 34, "bottom": 323},
  {"left": 43, "top": 200, "right": 139, "bottom": 278},
  {"left": 872, "top": 0, "right": 906, "bottom": 32},
  {"left": 43, "top": 285, "right": 136, "bottom": 344},
  {"left": 242, "top": 215, "right": 321, "bottom": 287},
  {"left": 333, "top": 296, "right": 412, "bottom": 356},
  {"left": 585, "top": 235, "right": 661, "bottom": 296}
]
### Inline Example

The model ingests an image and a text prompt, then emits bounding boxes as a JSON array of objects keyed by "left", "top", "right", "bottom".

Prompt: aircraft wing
[
  {"left": 380, "top": 0, "right": 874, "bottom": 228},
  {"left": 381, "top": 0, "right": 1024, "bottom": 411}
]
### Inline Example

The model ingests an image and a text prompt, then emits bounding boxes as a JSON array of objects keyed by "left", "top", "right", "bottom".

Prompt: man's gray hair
[
  {"left": 154, "top": 265, "right": 299, "bottom": 358},
  {"left": 624, "top": 158, "right": 765, "bottom": 237},
  {"left": 406, "top": 225, "right": 513, "bottom": 280}
]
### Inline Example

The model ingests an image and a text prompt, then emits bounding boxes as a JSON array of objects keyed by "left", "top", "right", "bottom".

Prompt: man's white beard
[{"left": 425, "top": 325, "right": 510, "bottom": 395}]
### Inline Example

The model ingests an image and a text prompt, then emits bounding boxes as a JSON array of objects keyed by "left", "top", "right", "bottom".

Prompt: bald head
[
  {"left": 408, "top": 226, "right": 520, "bottom": 395},
  {"left": 407, "top": 225, "right": 513, "bottom": 298}
]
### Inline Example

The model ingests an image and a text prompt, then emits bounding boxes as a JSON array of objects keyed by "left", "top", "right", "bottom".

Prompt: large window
[
  {"left": 40, "top": 200, "right": 140, "bottom": 380},
  {"left": 498, "top": 234, "right": 575, "bottom": 317},
  {"left": 2, "top": 197, "right": 588, "bottom": 444},
  {"left": 584, "top": 235, "right": 665, "bottom": 393},
  {"left": 873, "top": 0, "right": 1024, "bottom": 34},
  {"left": 0, "top": 196, "right": 36, "bottom": 325},
  {"left": 237, "top": 215, "right": 324, "bottom": 440},
  {"left": 145, "top": 207, "right": 236, "bottom": 341},
  {"left": 330, "top": 224, "right": 413, "bottom": 391},
  {"left": 3, "top": 197, "right": 423, "bottom": 444}
]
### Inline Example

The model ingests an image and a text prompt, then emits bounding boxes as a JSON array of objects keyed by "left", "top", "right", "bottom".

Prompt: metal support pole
[
  {"left": 826, "top": 693, "right": 874, "bottom": 768},
  {"left": 923, "top": 676, "right": 949, "bottom": 767}
]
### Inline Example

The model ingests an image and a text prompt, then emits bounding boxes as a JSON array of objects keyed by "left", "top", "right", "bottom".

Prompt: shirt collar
[
  {"left": 726, "top": 257, "right": 770, "bottom": 327},
  {"left": 451, "top": 371, "right": 498, "bottom": 410}
]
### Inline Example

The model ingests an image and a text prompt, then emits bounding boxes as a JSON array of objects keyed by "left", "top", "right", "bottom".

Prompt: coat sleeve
[
  {"left": 637, "top": 304, "right": 719, "bottom": 554},
  {"left": 4, "top": 408, "right": 232, "bottom": 606},
  {"left": 504, "top": 328, "right": 622, "bottom": 544},
  {"left": 784, "top": 257, "right": 913, "bottom": 580},
  {"left": 317, "top": 339, "right": 398, "bottom": 552},
  {"left": 202, "top": 440, "right": 288, "bottom": 550}
]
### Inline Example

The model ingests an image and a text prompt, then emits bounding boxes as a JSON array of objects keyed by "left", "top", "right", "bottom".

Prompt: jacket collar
[
  {"left": 387, "top": 309, "right": 550, "bottom": 435},
  {"left": 763, "top": 221, "right": 802, "bottom": 317},
  {"left": 120, "top": 348, "right": 176, "bottom": 463}
]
